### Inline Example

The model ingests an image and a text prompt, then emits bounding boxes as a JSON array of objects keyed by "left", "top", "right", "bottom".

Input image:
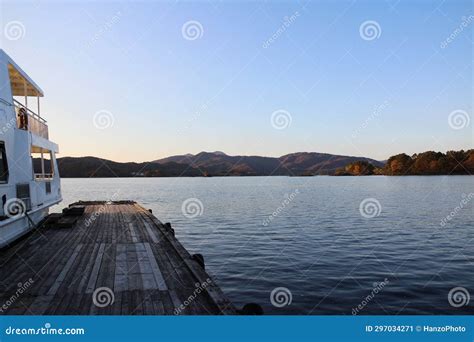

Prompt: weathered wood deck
[{"left": 0, "top": 201, "right": 236, "bottom": 315}]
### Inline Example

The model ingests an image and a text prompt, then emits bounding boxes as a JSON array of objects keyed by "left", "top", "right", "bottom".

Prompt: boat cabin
[{"left": 0, "top": 49, "right": 61, "bottom": 247}]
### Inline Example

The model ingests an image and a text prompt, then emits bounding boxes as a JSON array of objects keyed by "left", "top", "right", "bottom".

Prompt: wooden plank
[
  {"left": 120, "top": 291, "right": 130, "bottom": 315},
  {"left": 168, "top": 289, "right": 183, "bottom": 314},
  {"left": 114, "top": 244, "right": 128, "bottom": 292},
  {"left": 135, "top": 243, "right": 157, "bottom": 290},
  {"left": 143, "top": 243, "right": 168, "bottom": 291},
  {"left": 143, "top": 221, "right": 159, "bottom": 243},
  {"left": 95, "top": 242, "right": 116, "bottom": 291},
  {"left": 150, "top": 291, "right": 165, "bottom": 315},
  {"left": 67, "top": 240, "right": 99, "bottom": 293},
  {"left": 47, "top": 244, "right": 83, "bottom": 296},
  {"left": 27, "top": 295, "right": 54, "bottom": 315},
  {"left": 129, "top": 223, "right": 138, "bottom": 243},
  {"left": 85, "top": 243, "right": 106, "bottom": 293}
]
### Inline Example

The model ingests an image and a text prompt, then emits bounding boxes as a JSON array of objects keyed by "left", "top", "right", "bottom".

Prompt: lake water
[{"left": 52, "top": 176, "right": 474, "bottom": 315}]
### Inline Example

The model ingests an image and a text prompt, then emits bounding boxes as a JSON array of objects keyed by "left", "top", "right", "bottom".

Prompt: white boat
[{"left": 0, "top": 49, "right": 61, "bottom": 247}]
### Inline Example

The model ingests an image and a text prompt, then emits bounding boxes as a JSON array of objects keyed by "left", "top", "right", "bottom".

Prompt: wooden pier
[{"left": 0, "top": 201, "right": 237, "bottom": 315}]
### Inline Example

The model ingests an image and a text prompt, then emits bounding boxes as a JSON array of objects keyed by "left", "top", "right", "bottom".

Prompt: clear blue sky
[{"left": 1, "top": 0, "right": 472, "bottom": 162}]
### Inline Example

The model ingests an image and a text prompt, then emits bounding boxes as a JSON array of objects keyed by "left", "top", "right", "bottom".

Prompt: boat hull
[{"left": 0, "top": 204, "right": 54, "bottom": 248}]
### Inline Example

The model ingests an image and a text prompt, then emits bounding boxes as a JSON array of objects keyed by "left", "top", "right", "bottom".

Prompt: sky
[{"left": 0, "top": 0, "right": 472, "bottom": 162}]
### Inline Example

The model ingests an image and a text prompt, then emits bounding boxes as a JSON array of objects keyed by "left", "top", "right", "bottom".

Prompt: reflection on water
[{"left": 53, "top": 176, "right": 474, "bottom": 314}]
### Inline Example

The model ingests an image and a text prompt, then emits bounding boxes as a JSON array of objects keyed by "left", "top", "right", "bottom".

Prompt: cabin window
[
  {"left": 45, "top": 181, "right": 51, "bottom": 194},
  {"left": 0, "top": 142, "right": 9, "bottom": 183},
  {"left": 31, "top": 148, "right": 53, "bottom": 180}
]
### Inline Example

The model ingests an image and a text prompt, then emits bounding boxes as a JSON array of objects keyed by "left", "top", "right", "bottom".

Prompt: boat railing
[
  {"left": 14, "top": 99, "right": 49, "bottom": 140},
  {"left": 34, "top": 173, "right": 54, "bottom": 180}
]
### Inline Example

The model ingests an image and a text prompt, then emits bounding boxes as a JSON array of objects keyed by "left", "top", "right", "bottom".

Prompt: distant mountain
[
  {"left": 51, "top": 150, "right": 473, "bottom": 177},
  {"left": 153, "top": 151, "right": 384, "bottom": 176},
  {"left": 156, "top": 153, "right": 196, "bottom": 164},
  {"left": 154, "top": 152, "right": 283, "bottom": 176},
  {"left": 44, "top": 150, "right": 472, "bottom": 178},
  {"left": 55, "top": 157, "right": 202, "bottom": 178},
  {"left": 279, "top": 152, "right": 385, "bottom": 175},
  {"left": 52, "top": 152, "right": 385, "bottom": 177}
]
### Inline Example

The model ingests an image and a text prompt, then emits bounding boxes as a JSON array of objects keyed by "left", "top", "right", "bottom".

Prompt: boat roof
[{"left": 0, "top": 49, "right": 44, "bottom": 97}]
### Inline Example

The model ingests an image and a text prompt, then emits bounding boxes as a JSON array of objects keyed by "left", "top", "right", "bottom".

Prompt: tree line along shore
[{"left": 335, "top": 150, "right": 473, "bottom": 176}]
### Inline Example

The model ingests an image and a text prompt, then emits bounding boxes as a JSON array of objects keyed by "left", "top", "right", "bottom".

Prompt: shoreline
[{"left": 58, "top": 174, "right": 473, "bottom": 179}]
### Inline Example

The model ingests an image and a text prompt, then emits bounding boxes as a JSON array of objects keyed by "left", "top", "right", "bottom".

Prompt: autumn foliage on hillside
[
  {"left": 335, "top": 161, "right": 375, "bottom": 176},
  {"left": 384, "top": 150, "right": 474, "bottom": 175},
  {"left": 336, "top": 150, "right": 473, "bottom": 176}
]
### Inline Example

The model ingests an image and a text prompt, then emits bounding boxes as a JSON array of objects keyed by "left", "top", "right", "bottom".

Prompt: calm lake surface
[{"left": 52, "top": 176, "right": 474, "bottom": 315}]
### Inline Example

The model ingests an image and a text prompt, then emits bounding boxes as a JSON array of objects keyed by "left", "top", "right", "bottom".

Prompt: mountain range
[{"left": 55, "top": 151, "right": 385, "bottom": 177}]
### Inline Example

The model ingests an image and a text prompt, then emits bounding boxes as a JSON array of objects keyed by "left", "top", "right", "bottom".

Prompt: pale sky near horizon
[{"left": 0, "top": 0, "right": 472, "bottom": 162}]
